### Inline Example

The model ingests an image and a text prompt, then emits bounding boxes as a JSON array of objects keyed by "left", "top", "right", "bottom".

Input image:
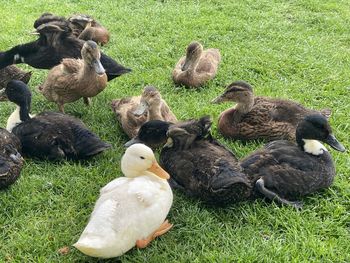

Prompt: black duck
[
  {"left": 0, "top": 80, "right": 111, "bottom": 160},
  {"left": 240, "top": 114, "right": 345, "bottom": 208}
]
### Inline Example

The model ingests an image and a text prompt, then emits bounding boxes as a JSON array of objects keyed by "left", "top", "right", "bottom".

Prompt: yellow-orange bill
[{"left": 147, "top": 161, "right": 170, "bottom": 179}]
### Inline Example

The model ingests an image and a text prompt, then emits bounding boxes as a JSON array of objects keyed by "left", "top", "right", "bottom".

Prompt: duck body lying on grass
[
  {"left": 212, "top": 81, "right": 332, "bottom": 141},
  {"left": 38, "top": 40, "right": 107, "bottom": 113},
  {"left": 74, "top": 144, "right": 173, "bottom": 258},
  {"left": 0, "top": 128, "right": 23, "bottom": 189},
  {"left": 240, "top": 114, "right": 345, "bottom": 208},
  {"left": 0, "top": 80, "right": 111, "bottom": 160},
  {"left": 172, "top": 41, "right": 221, "bottom": 88},
  {"left": 160, "top": 116, "right": 252, "bottom": 205},
  {"left": 125, "top": 120, "right": 173, "bottom": 149},
  {"left": 111, "top": 86, "right": 177, "bottom": 138},
  {"left": 0, "top": 20, "right": 130, "bottom": 81},
  {"left": 0, "top": 65, "right": 31, "bottom": 90}
]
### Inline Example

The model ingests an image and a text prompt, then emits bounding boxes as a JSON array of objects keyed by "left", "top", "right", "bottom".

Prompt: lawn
[{"left": 0, "top": 0, "right": 349, "bottom": 262}]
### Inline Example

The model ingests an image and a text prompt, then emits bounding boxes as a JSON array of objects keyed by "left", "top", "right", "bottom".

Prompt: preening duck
[
  {"left": 240, "top": 114, "right": 345, "bottom": 208},
  {"left": 160, "top": 116, "right": 252, "bottom": 205},
  {"left": 38, "top": 40, "right": 107, "bottom": 113},
  {"left": 212, "top": 81, "right": 332, "bottom": 141},
  {"left": 74, "top": 143, "right": 173, "bottom": 258},
  {"left": 0, "top": 128, "right": 23, "bottom": 189},
  {"left": 0, "top": 80, "right": 111, "bottom": 160},
  {"left": 0, "top": 19, "right": 130, "bottom": 81},
  {"left": 172, "top": 41, "right": 221, "bottom": 88},
  {"left": 111, "top": 86, "right": 177, "bottom": 138}
]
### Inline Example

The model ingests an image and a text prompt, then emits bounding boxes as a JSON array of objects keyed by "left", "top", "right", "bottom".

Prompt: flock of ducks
[{"left": 0, "top": 13, "right": 346, "bottom": 259}]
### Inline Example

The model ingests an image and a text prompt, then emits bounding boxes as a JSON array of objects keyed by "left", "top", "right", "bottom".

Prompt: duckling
[
  {"left": 0, "top": 65, "right": 31, "bottom": 90},
  {"left": 0, "top": 128, "right": 23, "bottom": 189},
  {"left": 172, "top": 41, "right": 221, "bottom": 88},
  {"left": 0, "top": 20, "right": 130, "bottom": 81},
  {"left": 160, "top": 116, "right": 252, "bottom": 205},
  {"left": 38, "top": 40, "right": 107, "bottom": 112},
  {"left": 111, "top": 86, "right": 177, "bottom": 138},
  {"left": 68, "top": 14, "right": 110, "bottom": 45},
  {"left": 240, "top": 114, "right": 345, "bottom": 208},
  {"left": 74, "top": 143, "right": 173, "bottom": 258},
  {"left": 124, "top": 120, "right": 173, "bottom": 149},
  {"left": 212, "top": 81, "right": 332, "bottom": 141},
  {"left": 0, "top": 80, "right": 111, "bottom": 160}
]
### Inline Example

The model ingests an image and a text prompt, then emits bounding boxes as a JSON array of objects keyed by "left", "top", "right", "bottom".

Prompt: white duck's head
[{"left": 121, "top": 143, "right": 170, "bottom": 179}]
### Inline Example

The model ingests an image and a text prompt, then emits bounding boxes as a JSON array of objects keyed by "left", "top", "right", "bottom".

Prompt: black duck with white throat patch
[
  {"left": 240, "top": 114, "right": 345, "bottom": 208},
  {"left": 1, "top": 80, "right": 111, "bottom": 160}
]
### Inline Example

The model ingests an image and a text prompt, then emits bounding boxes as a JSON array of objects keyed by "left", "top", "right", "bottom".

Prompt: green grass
[{"left": 1, "top": 0, "right": 350, "bottom": 262}]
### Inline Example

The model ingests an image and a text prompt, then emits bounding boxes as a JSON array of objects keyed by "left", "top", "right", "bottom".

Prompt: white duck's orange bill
[{"left": 147, "top": 161, "right": 170, "bottom": 180}]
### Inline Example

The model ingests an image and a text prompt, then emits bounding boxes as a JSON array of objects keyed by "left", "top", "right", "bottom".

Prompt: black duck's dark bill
[
  {"left": 325, "top": 134, "right": 346, "bottom": 152},
  {"left": 124, "top": 138, "right": 142, "bottom": 148}
]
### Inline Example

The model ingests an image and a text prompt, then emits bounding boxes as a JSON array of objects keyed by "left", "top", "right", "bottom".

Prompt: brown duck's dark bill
[
  {"left": 92, "top": 59, "right": 105, "bottom": 75},
  {"left": 211, "top": 95, "right": 224, "bottom": 104},
  {"left": 325, "top": 134, "right": 346, "bottom": 152},
  {"left": 124, "top": 138, "right": 142, "bottom": 148}
]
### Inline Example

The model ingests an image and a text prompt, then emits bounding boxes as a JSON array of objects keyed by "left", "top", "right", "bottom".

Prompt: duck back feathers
[
  {"left": 0, "top": 66, "right": 31, "bottom": 90},
  {"left": 12, "top": 112, "right": 111, "bottom": 160},
  {"left": 160, "top": 117, "right": 252, "bottom": 205}
]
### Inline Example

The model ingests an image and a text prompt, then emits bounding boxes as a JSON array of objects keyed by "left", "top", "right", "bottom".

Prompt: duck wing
[{"left": 12, "top": 112, "right": 111, "bottom": 160}]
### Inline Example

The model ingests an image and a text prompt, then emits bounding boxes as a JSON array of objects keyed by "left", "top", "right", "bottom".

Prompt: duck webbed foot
[
  {"left": 136, "top": 219, "right": 173, "bottom": 249},
  {"left": 83, "top": 97, "right": 92, "bottom": 106},
  {"left": 255, "top": 178, "right": 303, "bottom": 209}
]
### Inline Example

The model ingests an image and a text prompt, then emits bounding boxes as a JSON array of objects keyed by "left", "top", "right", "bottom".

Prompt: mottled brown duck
[{"left": 0, "top": 65, "right": 31, "bottom": 90}]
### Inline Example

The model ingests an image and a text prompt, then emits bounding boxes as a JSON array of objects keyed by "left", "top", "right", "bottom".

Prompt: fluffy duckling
[
  {"left": 124, "top": 120, "right": 173, "bottom": 149},
  {"left": 0, "top": 128, "right": 23, "bottom": 189},
  {"left": 160, "top": 116, "right": 252, "bottom": 205},
  {"left": 212, "top": 81, "right": 331, "bottom": 141},
  {"left": 74, "top": 143, "right": 173, "bottom": 258},
  {"left": 38, "top": 40, "right": 107, "bottom": 113},
  {"left": 240, "top": 114, "right": 345, "bottom": 208},
  {"left": 0, "top": 20, "right": 130, "bottom": 81},
  {"left": 68, "top": 14, "right": 110, "bottom": 45},
  {"left": 0, "top": 80, "right": 111, "bottom": 160},
  {"left": 172, "top": 41, "right": 221, "bottom": 88},
  {"left": 111, "top": 86, "right": 177, "bottom": 138},
  {"left": 0, "top": 65, "right": 31, "bottom": 90}
]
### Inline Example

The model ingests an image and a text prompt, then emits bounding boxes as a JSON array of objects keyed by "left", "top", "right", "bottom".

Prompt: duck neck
[
  {"left": 6, "top": 104, "right": 31, "bottom": 131},
  {"left": 230, "top": 95, "right": 254, "bottom": 122},
  {"left": 148, "top": 103, "right": 163, "bottom": 120},
  {"left": 183, "top": 54, "right": 201, "bottom": 73}
]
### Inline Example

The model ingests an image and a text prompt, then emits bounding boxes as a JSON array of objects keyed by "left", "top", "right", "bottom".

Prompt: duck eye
[{"left": 140, "top": 156, "right": 145, "bottom": 160}]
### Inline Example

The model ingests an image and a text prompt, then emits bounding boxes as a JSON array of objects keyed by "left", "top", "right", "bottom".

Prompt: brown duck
[
  {"left": 172, "top": 41, "right": 221, "bottom": 88},
  {"left": 0, "top": 65, "right": 31, "bottom": 90},
  {"left": 111, "top": 86, "right": 177, "bottom": 138},
  {"left": 38, "top": 40, "right": 107, "bottom": 113},
  {"left": 212, "top": 81, "right": 331, "bottom": 141}
]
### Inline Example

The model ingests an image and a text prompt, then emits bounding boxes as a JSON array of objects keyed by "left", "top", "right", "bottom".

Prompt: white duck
[{"left": 73, "top": 143, "right": 173, "bottom": 258}]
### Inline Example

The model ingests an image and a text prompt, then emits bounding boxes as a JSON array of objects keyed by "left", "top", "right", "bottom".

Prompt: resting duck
[
  {"left": 0, "top": 128, "right": 23, "bottom": 189},
  {"left": 38, "top": 40, "right": 107, "bottom": 113},
  {"left": 172, "top": 41, "right": 221, "bottom": 88},
  {"left": 74, "top": 143, "right": 173, "bottom": 258},
  {"left": 160, "top": 116, "right": 252, "bottom": 205},
  {"left": 68, "top": 14, "right": 110, "bottom": 45},
  {"left": 111, "top": 86, "right": 177, "bottom": 138},
  {"left": 125, "top": 120, "right": 173, "bottom": 149},
  {"left": 212, "top": 81, "right": 332, "bottom": 141},
  {"left": 0, "top": 80, "right": 111, "bottom": 160},
  {"left": 0, "top": 20, "right": 130, "bottom": 81},
  {"left": 34, "top": 13, "right": 110, "bottom": 46},
  {"left": 0, "top": 65, "right": 31, "bottom": 90},
  {"left": 240, "top": 114, "right": 345, "bottom": 208}
]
